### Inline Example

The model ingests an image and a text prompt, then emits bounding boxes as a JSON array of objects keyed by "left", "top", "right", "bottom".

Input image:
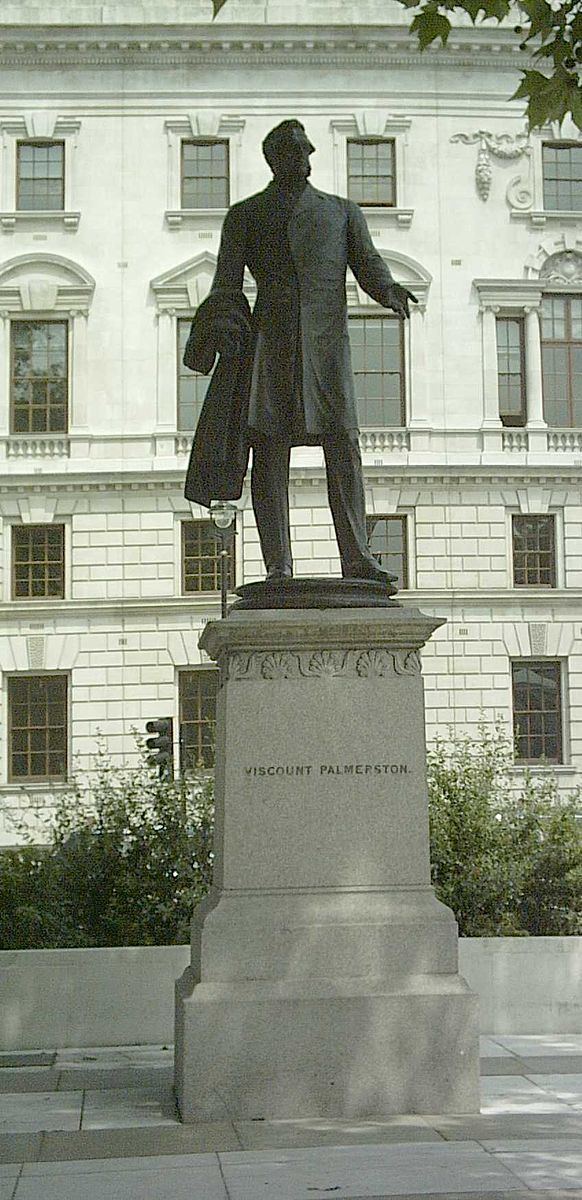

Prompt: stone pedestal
[{"left": 175, "top": 602, "right": 480, "bottom": 1120}]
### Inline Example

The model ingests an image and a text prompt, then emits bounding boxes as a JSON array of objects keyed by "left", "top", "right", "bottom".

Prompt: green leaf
[
  {"left": 211, "top": 0, "right": 229, "bottom": 14},
  {"left": 571, "top": 83, "right": 582, "bottom": 134},
  {"left": 409, "top": 8, "right": 452, "bottom": 48}
]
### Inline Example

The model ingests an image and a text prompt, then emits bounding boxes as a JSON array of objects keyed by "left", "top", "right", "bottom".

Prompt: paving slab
[
  {"left": 235, "top": 1116, "right": 444, "bottom": 1150},
  {"left": 0, "top": 1134, "right": 41, "bottom": 1165},
  {"left": 0, "top": 1055, "right": 54, "bottom": 1070},
  {"left": 0, "top": 1071, "right": 61, "bottom": 1094},
  {"left": 13, "top": 1160, "right": 229, "bottom": 1200},
  {"left": 218, "top": 1141, "right": 526, "bottom": 1200},
  {"left": 494, "top": 1037, "right": 582, "bottom": 1057},
  {"left": 479, "top": 1038, "right": 517, "bottom": 1059},
  {"left": 81, "top": 1086, "right": 178, "bottom": 1129},
  {"left": 0, "top": 1092, "right": 81, "bottom": 1133},
  {"left": 479, "top": 1076, "right": 571, "bottom": 1114},
  {"left": 480, "top": 1059, "right": 528, "bottom": 1077},
  {"left": 57, "top": 1067, "right": 172, "bottom": 1092},
  {"left": 38, "top": 1122, "right": 241, "bottom": 1160},
  {"left": 522, "top": 1057, "right": 582, "bottom": 1076},
  {"left": 526, "top": 1074, "right": 582, "bottom": 1106},
  {"left": 428, "top": 1113, "right": 582, "bottom": 1142},
  {"left": 496, "top": 1146, "right": 582, "bottom": 1191},
  {"left": 55, "top": 1047, "right": 172, "bottom": 1069}
]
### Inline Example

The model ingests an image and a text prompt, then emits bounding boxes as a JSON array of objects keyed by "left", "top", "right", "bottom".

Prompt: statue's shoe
[
  {"left": 342, "top": 560, "right": 398, "bottom": 585},
  {"left": 266, "top": 567, "right": 293, "bottom": 583}
]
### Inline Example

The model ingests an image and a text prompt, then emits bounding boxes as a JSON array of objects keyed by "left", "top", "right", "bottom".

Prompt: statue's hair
[{"left": 262, "top": 120, "right": 314, "bottom": 171}]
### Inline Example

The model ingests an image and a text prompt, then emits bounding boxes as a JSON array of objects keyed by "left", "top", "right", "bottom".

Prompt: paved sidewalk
[{"left": 1, "top": 1036, "right": 582, "bottom": 1198}]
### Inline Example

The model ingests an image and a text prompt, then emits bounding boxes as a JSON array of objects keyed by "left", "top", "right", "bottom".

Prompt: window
[
  {"left": 177, "top": 318, "right": 210, "bottom": 430},
  {"left": 347, "top": 139, "right": 395, "bottom": 206},
  {"left": 349, "top": 316, "right": 405, "bottom": 427},
  {"left": 497, "top": 316, "right": 526, "bottom": 427},
  {"left": 10, "top": 320, "right": 68, "bottom": 434},
  {"left": 181, "top": 140, "right": 229, "bottom": 209},
  {"left": 541, "top": 295, "right": 582, "bottom": 426},
  {"left": 8, "top": 674, "right": 68, "bottom": 781},
  {"left": 366, "top": 515, "right": 408, "bottom": 588},
  {"left": 512, "top": 515, "right": 556, "bottom": 587},
  {"left": 12, "top": 524, "right": 65, "bottom": 599},
  {"left": 182, "top": 520, "right": 235, "bottom": 593},
  {"left": 179, "top": 670, "right": 218, "bottom": 770},
  {"left": 542, "top": 143, "right": 582, "bottom": 212},
  {"left": 16, "top": 141, "right": 65, "bottom": 211},
  {"left": 512, "top": 660, "right": 563, "bottom": 764}
]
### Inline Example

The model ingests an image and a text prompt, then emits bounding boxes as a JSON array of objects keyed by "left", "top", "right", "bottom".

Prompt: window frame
[
  {"left": 511, "top": 513, "right": 557, "bottom": 589},
  {"left": 542, "top": 141, "right": 582, "bottom": 214},
  {"left": 7, "top": 672, "right": 69, "bottom": 783},
  {"left": 181, "top": 518, "right": 235, "bottom": 595},
  {"left": 180, "top": 138, "right": 230, "bottom": 211},
  {"left": 540, "top": 292, "right": 582, "bottom": 428},
  {"left": 178, "top": 667, "right": 219, "bottom": 772},
  {"left": 176, "top": 316, "right": 211, "bottom": 432},
  {"left": 16, "top": 139, "right": 65, "bottom": 213},
  {"left": 349, "top": 312, "right": 406, "bottom": 428},
  {"left": 9, "top": 317, "right": 69, "bottom": 436},
  {"left": 511, "top": 658, "right": 565, "bottom": 766},
  {"left": 346, "top": 137, "right": 396, "bottom": 208},
  {"left": 366, "top": 514, "right": 409, "bottom": 589},
  {"left": 11, "top": 523, "right": 65, "bottom": 601},
  {"left": 496, "top": 313, "right": 527, "bottom": 428}
]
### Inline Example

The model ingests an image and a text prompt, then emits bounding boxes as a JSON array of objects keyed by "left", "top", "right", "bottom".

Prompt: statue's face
[{"left": 272, "top": 125, "right": 314, "bottom": 181}]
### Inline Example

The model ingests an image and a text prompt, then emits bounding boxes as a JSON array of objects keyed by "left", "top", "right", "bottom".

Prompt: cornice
[{"left": 0, "top": 24, "right": 529, "bottom": 69}]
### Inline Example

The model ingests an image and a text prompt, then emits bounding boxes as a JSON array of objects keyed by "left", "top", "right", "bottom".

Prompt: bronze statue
[{"left": 184, "top": 119, "right": 417, "bottom": 584}]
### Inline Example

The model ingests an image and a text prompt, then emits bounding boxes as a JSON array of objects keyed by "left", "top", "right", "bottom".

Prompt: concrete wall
[{"left": 0, "top": 938, "right": 581, "bottom": 1050}]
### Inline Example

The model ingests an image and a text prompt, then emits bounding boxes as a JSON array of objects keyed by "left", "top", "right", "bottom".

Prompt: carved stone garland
[
  {"left": 222, "top": 647, "right": 422, "bottom": 682},
  {"left": 450, "top": 129, "right": 532, "bottom": 208}
]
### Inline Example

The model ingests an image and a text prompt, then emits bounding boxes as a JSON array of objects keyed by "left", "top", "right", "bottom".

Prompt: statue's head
[{"left": 262, "top": 120, "right": 315, "bottom": 183}]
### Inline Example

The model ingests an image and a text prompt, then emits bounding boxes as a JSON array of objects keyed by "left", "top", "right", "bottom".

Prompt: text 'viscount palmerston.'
[{"left": 245, "top": 763, "right": 409, "bottom": 777}]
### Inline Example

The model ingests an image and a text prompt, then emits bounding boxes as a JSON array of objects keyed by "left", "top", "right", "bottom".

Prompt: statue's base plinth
[
  {"left": 232, "top": 576, "right": 398, "bottom": 610},
  {"left": 174, "top": 604, "right": 480, "bottom": 1120}
]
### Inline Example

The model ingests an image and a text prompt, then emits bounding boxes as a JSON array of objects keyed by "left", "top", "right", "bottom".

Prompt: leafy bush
[
  {"left": 0, "top": 740, "right": 214, "bottom": 949},
  {"left": 1, "top": 724, "right": 581, "bottom": 947},
  {"left": 428, "top": 722, "right": 582, "bottom": 936}
]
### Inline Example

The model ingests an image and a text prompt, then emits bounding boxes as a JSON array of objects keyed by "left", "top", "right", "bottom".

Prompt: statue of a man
[{"left": 184, "top": 119, "right": 417, "bottom": 584}]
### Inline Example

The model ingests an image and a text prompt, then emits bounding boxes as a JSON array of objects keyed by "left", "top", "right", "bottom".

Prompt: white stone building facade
[{"left": 0, "top": 0, "right": 581, "bottom": 842}]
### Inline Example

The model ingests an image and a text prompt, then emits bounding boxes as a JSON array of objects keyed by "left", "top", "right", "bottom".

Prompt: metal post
[{"left": 220, "top": 531, "right": 228, "bottom": 619}]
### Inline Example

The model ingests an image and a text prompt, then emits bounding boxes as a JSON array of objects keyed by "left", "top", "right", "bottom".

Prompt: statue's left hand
[{"left": 385, "top": 283, "right": 418, "bottom": 320}]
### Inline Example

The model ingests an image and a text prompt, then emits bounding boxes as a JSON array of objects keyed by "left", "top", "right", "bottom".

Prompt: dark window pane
[
  {"left": 12, "top": 525, "right": 65, "bottom": 599},
  {"left": 181, "top": 140, "right": 229, "bottom": 209},
  {"left": 179, "top": 670, "right": 218, "bottom": 771},
  {"left": 366, "top": 515, "right": 408, "bottom": 588},
  {"left": 177, "top": 318, "right": 211, "bottom": 430},
  {"left": 542, "top": 144, "right": 582, "bottom": 211},
  {"left": 16, "top": 141, "right": 64, "bottom": 211},
  {"left": 512, "top": 515, "right": 556, "bottom": 588},
  {"left": 10, "top": 321, "right": 68, "bottom": 434},
  {"left": 182, "top": 520, "right": 235, "bottom": 594},
  {"left": 497, "top": 317, "right": 526, "bottom": 426},
  {"left": 349, "top": 316, "right": 405, "bottom": 427},
  {"left": 541, "top": 295, "right": 582, "bottom": 428},
  {"left": 347, "top": 139, "right": 395, "bottom": 206},
  {"left": 512, "top": 660, "right": 563, "bottom": 764},
  {"left": 8, "top": 675, "right": 68, "bottom": 781}
]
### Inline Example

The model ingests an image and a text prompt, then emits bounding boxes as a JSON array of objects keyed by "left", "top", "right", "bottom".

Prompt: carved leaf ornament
[
  {"left": 225, "top": 648, "right": 422, "bottom": 681},
  {"left": 450, "top": 130, "right": 532, "bottom": 205}
]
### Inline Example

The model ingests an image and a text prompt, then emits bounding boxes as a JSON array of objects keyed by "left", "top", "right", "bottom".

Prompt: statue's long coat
[{"left": 184, "top": 181, "right": 396, "bottom": 505}]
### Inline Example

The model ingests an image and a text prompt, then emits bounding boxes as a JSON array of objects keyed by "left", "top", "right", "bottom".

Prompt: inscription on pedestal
[{"left": 245, "top": 762, "right": 410, "bottom": 776}]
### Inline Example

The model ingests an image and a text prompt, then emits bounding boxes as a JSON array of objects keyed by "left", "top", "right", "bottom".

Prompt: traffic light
[{"left": 145, "top": 717, "right": 174, "bottom": 780}]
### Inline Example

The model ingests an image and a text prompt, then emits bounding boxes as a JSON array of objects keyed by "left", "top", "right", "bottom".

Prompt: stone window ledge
[
  {"left": 510, "top": 209, "right": 582, "bottom": 228},
  {"left": 165, "top": 208, "right": 227, "bottom": 228},
  {"left": 0, "top": 211, "right": 80, "bottom": 232},
  {"left": 363, "top": 206, "right": 414, "bottom": 227},
  {"left": 508, "top": 764, "right": 577, "bottom": 776}
]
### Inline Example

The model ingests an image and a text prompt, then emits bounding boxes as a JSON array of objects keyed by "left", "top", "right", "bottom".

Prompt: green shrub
[
  {"left": 427, "top": 722, "right": 582, "bottom": 936},
  {"left": 1, "top": 724, "right": 581, "bottom": 948},
  {"left": 0, "top": 740, "right": 214, "bottom": 949}
]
